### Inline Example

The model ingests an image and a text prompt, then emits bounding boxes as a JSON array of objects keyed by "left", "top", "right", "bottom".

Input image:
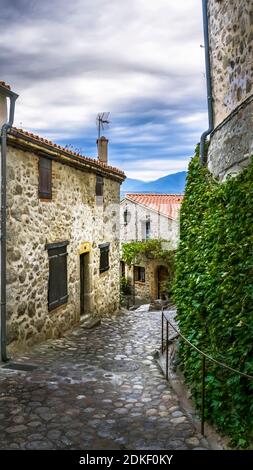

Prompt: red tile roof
[
  {"left": 0, "top": 81, "right": 11, "bottom": 90},
  {"left": 9, "top": 127, "right": 125, "bottom": 181},
  {"left": 125, "top": 193, "right": 183, "bottom": 220}
]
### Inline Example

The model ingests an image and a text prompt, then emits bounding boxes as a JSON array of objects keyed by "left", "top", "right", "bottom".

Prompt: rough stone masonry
[
  {"left": 5, "top": 130, "right": 125, "bottom": 353},
  {"left": 207, "top": 0, "right": 253, "bottom": 178}
]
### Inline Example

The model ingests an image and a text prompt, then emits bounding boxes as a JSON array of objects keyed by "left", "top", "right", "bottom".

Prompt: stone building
[
  {"left": 120, "top": 194, "right": 183, "bottom": 303},
  {"left": 205, "top": 0, "right": 253, "bottom": 178},
  {"left": 0, "top": 82, "right": 125, "bottom": 353}
]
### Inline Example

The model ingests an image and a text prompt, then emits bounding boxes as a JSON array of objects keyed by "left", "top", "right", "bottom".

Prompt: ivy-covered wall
[{"left": 173, "top": 152, "right": 253, "bottom": 447}]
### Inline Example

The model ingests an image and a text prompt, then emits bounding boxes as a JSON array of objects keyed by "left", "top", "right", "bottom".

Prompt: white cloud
[
  {"left": 122, "top": 158, "right": 191, "bottom": 181},
  {"left": 0, "top": 0, "right": 206, "bottom": 178},
  {"left": 176, "top": 112, "right": 208, "bottom": 126}
]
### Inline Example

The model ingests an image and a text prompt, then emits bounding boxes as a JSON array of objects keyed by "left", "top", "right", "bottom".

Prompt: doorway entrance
[
  {"left": 80, "top": 253, "right": 90, "bottom": 317},
  {"left": 157, "top": 265, "right": 169, "bottom": 300}
]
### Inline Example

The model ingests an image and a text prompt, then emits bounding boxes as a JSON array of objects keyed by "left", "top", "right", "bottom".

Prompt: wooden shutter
[
  {"left": 96, "top": 175, "right": 104, "bottom": 196},
  {"left": 99, "top": 243, "right": 110, "bottom": 273},
  {"left": 47, "top": 241, "right": 68, "bottom": 310},
  {"left": 39, "top": 157, "right": 52, "bottom": 199}
]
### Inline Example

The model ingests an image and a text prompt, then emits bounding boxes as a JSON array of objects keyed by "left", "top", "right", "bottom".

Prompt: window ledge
[
  {"left": 48, "top": 297, "right": 68, "bottom": 312},
  {"left": 100, "top": 268, "right": 110, "bottom": 275}
]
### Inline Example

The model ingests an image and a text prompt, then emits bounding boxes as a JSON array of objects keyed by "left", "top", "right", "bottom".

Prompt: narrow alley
[{"left": 0, "top": 309, "right": 211, "bottom": 450}]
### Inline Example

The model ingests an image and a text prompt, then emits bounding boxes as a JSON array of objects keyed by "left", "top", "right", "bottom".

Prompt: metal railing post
[
  {"left": 166, "top": 320, "right": 169, "bottom": 381},
  {"left": 161, "top": 310, "right": 164, "bottom": 354},
  {"left": 160, "top": 311, "right": 253, "bottom": 438},
  {"left": 201, "top": 355, "right": 206, "bottom": 435}
]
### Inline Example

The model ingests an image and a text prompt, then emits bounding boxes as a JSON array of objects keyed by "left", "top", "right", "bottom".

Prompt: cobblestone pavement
[{"left": 0, "top": 309, "right": 211, "bottom": 450}]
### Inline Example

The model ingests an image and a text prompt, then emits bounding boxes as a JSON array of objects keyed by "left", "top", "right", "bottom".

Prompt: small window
[
  {"left": 96, "top": 175, "right": 103, "bottom": 194},
  {"left": 120, "top": 260, "right": 126, "bottom": 278},
  {"left": 134, "top": 266, "right": 145, "bottom": 283},
  {"left": 96, "top": 175, "right": 104, "bottom": 206},
  {"left": 46, "top": 241, "right": 69, "bottom": 311},
  {"left": 99, "top": 243, "right": 110, "bottom": 273},
  {"left": 124, "top": 208, "right": 128, "bottom": 225},
  {"left": 39, "top": 157, "right": 52, "bottom": 199},
  {"left": 146, "top": 217, "right": 151, "bottom": 239}
]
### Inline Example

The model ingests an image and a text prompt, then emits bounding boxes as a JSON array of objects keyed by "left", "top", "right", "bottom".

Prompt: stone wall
[
  {"left": 208, "top": 0, "right": 253, "bottom": 126},
  {"left": 207, "top": 0, "right": 253, "bottom": 178},
  {"left": 207, "top": 97, "right": 253, "bottom": 178},
  {"left": 120, "top": 199, "right": 179, "bottom": 249},
  {"left": 6, "top": 146, "right": 121, "bottom": 352},
  {"left": 125, "top": 260, "right": 170, "bottom": 304}
]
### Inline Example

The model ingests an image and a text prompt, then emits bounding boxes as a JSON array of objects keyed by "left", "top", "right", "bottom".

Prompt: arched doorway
[{"left": 157, "top": 265, "right": 169, "bottom": 300}]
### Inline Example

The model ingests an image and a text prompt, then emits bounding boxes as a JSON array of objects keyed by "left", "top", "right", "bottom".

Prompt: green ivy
[
  {"left": 122, "top": 239, "right": 175, "bottom": 267},
  {"left": 173, "top": 150, "right": 253, "bottom": 448}
]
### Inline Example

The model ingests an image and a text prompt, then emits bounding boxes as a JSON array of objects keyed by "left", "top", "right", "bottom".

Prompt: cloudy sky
[{"left": 0, "top": 0, "right": 207, "bottom": 180}]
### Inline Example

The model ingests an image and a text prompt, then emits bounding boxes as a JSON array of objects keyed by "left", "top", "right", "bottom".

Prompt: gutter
[
  {"left": 0, "top": 84, "right": 18, "bottom": 362},
  {"left": 200, "top": 0, "right": 214, "bottom": 166}
]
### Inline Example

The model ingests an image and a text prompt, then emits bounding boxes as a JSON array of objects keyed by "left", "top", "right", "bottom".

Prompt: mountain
[{"left": 121, "top": 171, "right": 187, "bottom": 196}]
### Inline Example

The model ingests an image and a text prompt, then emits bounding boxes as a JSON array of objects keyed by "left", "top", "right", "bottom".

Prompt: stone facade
[
  {"left": 5, "top": 132, "right": 124, "bottom": 352},
  {"left": 120, "top": 195, "right": 181, "bottom": 304},
  {"left": 207, "top": 0, "right": 253, "bottom": 178},
  {"left": 208, "top": 0, "right": 253, "bottom": 127},
  {"left": 124, "top": 260, "right": 171, "bottom": 305},
  {"left": 120, "top": 199, "right": 179, "bottom": 249}
]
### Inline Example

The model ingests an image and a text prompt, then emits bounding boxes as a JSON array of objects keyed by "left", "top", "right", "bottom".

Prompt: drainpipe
[
  {"left": 0, "top": 84, "right": 18, "bottom": 362},
  {"left": 200, "top": 0, "right": 214, "bottom": 166}
]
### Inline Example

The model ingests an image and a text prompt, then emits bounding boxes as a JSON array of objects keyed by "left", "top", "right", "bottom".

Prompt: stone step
[{"left": 80, "top": 315, "right": 101, "bottom": 329}]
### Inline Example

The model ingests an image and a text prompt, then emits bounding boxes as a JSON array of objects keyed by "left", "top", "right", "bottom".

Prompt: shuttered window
[
  {"left": 46, "top": 241, "right": 69, "bottom": 311},
  {"left": 134, "top": 266, "right": 145, "bottom": 283},
  {"left": 96, "top": 175, "right": 104, "bottom": 196},
  {"left": 96, "top": 175, "right": 104, "bottom": 205},
  {"left": 39, "top": 157, "right": 52, "bottom": 199},
  {"left": 99, "top": 243, "right": 110, "bottom": 273}
]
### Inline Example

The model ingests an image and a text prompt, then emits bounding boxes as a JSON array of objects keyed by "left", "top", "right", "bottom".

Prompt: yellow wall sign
[{"left": 79, "top": 242, "right": 91, "bottom": 254}]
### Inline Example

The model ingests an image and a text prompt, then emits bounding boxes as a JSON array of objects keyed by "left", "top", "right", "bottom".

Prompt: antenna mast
[{"left": 96, "top": 112, "right": 110, "bottom": 138}]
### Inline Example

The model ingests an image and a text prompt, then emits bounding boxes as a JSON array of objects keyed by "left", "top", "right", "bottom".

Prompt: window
[
  {"left": 96, "top": 175, "right": 104, "bottom": 205},
  {"left": 99, "top": 243, "right": 110, "bottom": 273},
  {"left": 39, "top": 157, "right": 52, "bottom": 199},
  {"left": 123, "top": 208, "right": 128, "bottom": 225},
  {"left": 46, "top": 241, "right": 69, "bottom": 311},
  {"left": 96, "top": 175, "right": 103, "bottom": 196},
  {"left": 134, "top": 266, "right": 145, "bottom": 283},
  {"left": 146, "top": 217, "right": 151, "bottom": 240},
  {"left": 120, "top": 260, "right": 126, "bottom": 278}
]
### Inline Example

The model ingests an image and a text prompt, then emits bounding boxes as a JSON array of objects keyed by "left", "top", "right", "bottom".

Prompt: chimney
[
  {"left": 97, "top": 136, "right": 108, "bottom": 164},
  {"left": 0, "top": 82, "right": 8, "bottom": 128}
]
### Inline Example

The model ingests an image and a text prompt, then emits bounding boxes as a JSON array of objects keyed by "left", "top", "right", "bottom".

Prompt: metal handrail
[{"left": 161, "top": 308, "right": 253, "bottom": 435}]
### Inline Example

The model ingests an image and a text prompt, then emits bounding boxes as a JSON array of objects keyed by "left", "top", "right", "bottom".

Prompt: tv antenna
[{"left": 96, "top": 112, "right": 110, "bottom": 138}]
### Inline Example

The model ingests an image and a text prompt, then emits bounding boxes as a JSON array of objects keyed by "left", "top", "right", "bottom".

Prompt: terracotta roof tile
[
  {"left": 0, "top": 81, "right": 11, "bottom": 90},
  {"left": 125, "top": 193, "right": 183, "bottom": 220},
  {"left": 10, "top": 127, "right": 125, "bottom": 179}
]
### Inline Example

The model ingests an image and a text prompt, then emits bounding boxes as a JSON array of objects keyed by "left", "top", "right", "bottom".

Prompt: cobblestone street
[{"left": 0, "top": 309, "right": 211, "bottom": 450}]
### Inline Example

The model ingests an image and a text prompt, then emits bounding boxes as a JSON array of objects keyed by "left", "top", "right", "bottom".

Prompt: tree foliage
[
  {"left": 122, "top": 239, "right": 175, "bottom": 267},
  {"left": 173, "top": 151, "right": 253, "bottom": 447}
]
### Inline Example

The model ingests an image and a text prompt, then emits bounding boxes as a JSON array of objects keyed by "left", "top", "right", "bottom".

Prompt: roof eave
[
  {"left": 7, "top": 130, "right": 126, "bottom": 183},
  {"left": 123, "top": 195, "right": 176, "bottom": 221}
]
